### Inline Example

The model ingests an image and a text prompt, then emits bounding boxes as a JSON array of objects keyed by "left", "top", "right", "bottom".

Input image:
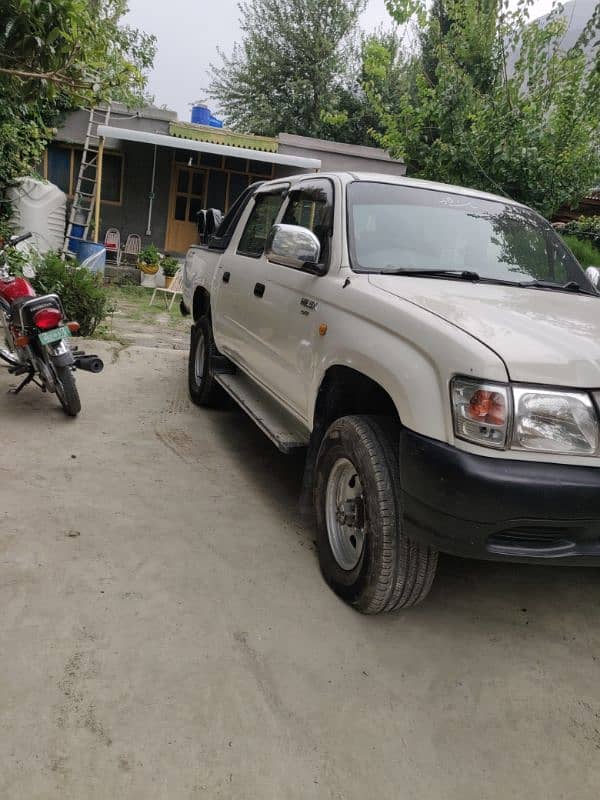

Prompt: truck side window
[
  {"left": 237, "top": 192, "right": 286, "bottom": 257},
  {"left": 281, "top": 180, "right": 334, "bottom": 266}
]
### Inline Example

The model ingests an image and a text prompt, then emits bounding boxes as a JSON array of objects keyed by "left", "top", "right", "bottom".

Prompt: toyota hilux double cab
[{"left": 181, "top": 172, "right": 600, "bottom": 614}]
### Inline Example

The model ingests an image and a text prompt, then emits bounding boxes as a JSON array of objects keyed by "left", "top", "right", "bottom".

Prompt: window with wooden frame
[
  {"left": 44, "top": 144, "right": 124, "bottom": 205},
  {"left": 174, "top": 149, "right": 274, "bottom": 212}
]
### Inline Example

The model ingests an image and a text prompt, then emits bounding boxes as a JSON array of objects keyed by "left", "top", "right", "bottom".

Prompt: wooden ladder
[{"left": 63, "top": 105, "right": 111, "bottom": 256}]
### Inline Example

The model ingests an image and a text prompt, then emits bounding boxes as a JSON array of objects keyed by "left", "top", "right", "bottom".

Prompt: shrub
[
  {"left": 161, "top": 256, "right": 179, "bottom": 277},
  {"left": 561, "top": 235, "right": 600, "bottom": 268},
  {"left": 563, "top": 217, "right": 600, "bottom": 248},
  {"left": 29, "top": 251, "right": 113, "bottom": 336},
  {"left": 139, "top": 244, "right": 161, "bottom": 266}
]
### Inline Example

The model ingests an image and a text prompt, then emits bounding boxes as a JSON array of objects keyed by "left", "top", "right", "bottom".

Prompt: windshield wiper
[
  {"left": 377, "top": 268, "right": 481, "bottom": 280},
  {"left": 373, "top": 268, "right": 524, "bottom": 287},
  {"left": 522, "top": 279, "right": 597, "bottom": 296}
]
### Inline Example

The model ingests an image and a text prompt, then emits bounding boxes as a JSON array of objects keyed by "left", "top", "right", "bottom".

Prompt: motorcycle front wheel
[{"left": 53, "top": 364, "right": 81, "bottom": 417}]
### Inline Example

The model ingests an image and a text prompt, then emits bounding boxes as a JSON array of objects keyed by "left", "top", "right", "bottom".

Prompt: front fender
[{"left": 309, "top": 299, "right": 508, "bottom": 445}]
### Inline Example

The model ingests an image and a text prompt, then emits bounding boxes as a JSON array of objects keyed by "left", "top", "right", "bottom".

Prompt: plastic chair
[
  {"left": 104, "top": 228, "right": 121, "bottom": 264},
  {"left": 122, "top": 234, "right": 141, "bottom": 265},
  {"left": 149, "top": 267, "right": 184, "bottom": 311}
]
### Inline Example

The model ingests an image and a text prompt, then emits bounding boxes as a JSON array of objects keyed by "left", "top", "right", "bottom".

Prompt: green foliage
[
  {"left": 161, "top": 256, "right": 179, "bottom": 277},
  {"left": 208, "top": 0, "right": 366, "bottom": 138},
  {"left": 29, "top": 251, "right": 113, "bottom": 336},
  {"left": 364, "top": 0, "right": 600, "bottom": 218},
  {"left": 563, "top": 215, "right": 600, "bottom": 247},
  {"left": 321, "top": 28, "right": 409, "bottom": 146},
  {"left": 561, "top": 234, "right": 600, "bottom": 267},
  {"left": 139, "top": 244, "right": 161, "bottom": 266},
  {"left": 0, "top": 0, "right": 156, "bottom": 207}
]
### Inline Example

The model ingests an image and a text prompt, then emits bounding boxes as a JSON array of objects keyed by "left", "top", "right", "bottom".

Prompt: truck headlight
[
  {"left": 512, "top": 387, "right": 599, "bottom": 455},
  {"left": 451, "top": 378, "right": 600, "bottom": 455}
]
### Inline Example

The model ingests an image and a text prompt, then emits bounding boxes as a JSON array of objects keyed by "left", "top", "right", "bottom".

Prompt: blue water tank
[
  {"left": 209, "top": 115, "right": 224, "bottom": 129},
  {"left": 191, "top": 104, "right": 211, "bottom": 125},
  {"left": 78, "top": 242, "right": 106, "bottom": 273}
]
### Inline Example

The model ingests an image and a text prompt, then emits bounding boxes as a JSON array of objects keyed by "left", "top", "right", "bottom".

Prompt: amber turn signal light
[{"left": 67, "top": 322, "right": 80, "bottom": 334}]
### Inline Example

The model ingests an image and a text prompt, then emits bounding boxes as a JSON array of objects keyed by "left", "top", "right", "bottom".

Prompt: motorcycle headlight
[
  {"left": 451, "top": 378, "right": 600, "bottom": 455},
  {"left": 451, "top": 378, "right": 509, "bottom": 449},
  {"left": 512, "top": 387, "right": 599, "bottom": 455}
]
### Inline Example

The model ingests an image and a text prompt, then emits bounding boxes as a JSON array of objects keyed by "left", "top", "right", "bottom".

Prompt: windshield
[{"left": 347, "top": 182, "right": 590, "bottom": 288}]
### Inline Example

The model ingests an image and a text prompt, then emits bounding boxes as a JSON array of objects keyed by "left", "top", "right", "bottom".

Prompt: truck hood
[{"left": 369, "top": 275, "right": 600, "bottom": 387}]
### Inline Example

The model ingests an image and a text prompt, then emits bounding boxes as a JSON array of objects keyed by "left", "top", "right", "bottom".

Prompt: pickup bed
[{"left": 182, "top": 171, "right": 600, "bottom": 614}]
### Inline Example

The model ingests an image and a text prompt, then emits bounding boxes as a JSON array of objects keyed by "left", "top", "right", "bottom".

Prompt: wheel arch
[
  {"left": 192, "top": 287, "right": 211, "bottom": 322},
  {"left": 312, "top": 365, "right": 400, "bottom": 433}
]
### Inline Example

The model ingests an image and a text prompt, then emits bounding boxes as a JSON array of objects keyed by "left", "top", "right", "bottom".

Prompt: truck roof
[{"left": 287, "top": 171, "right": 526, "bottom": 210}]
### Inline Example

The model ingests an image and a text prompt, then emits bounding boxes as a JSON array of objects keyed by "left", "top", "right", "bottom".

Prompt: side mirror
[
  {"left": 266, "top": 224, "right": 323, "bottom": 273},
  {"left": 585, "top": 266, "right": 600, "bottom": 291}
]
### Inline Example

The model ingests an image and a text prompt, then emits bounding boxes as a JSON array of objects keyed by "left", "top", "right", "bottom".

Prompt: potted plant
[
  {"left": 162, "top": 256, "right": 179, "bottom": 288},
  {"left": 139, "top": 244, "right": 161, "bottom": 275}
]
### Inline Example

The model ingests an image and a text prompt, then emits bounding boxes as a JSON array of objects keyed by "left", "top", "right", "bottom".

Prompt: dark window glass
[
  {"left": 224, "top": 156, "right": 247, "bottom": 173},
  {"left": 189, "top": 197, "right": 203, "bottom": 222},
  {"left": 175, "top": 195, "right": 187, "bottom": 221},
  {"left": 346, "top": 182, "right": 589, "bottom": 287},
  {"left": 191, "top": 171, "right": 205, "bottom": 197},
  {"left": 47, "top": 146, "right": 71, "bottom": 194},
  {"left": 238, "top": 192, "right": 285, "bottom": 257},
  {"left": 199, "top": 152, "right": 222, "bottom": 168},
  {"left": 282, "top": 180, "right": 334, "bottom": 264},
  {"left": 206, "top": 170, "right": 227, "bottom": 211},
  {"left": 175, "top": 149, "right": 196, "bottom": 164},
  {"left": 229, "top": 173, "right": 249, "bottom": 205},
  {"left": 249, "top": 160, "right": 273, "bottom": 177},
  {"left": 177, "top": 170, "right": 189, "bottom": 194},
  {"left": 101, "top": 154, "right": 123, "bottom": 203}
]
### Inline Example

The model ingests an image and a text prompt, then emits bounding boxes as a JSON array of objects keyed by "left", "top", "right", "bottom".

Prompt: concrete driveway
[{"left": 1, "top": 324, "right": 600, "bottom": 799}]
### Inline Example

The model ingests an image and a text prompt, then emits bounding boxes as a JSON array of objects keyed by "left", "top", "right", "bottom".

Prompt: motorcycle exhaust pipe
[{"left": 75, "top": 355, "right": 104, "bottom": 373}]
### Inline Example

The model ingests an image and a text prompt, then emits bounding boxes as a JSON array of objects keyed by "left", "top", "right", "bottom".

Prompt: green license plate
[{"left": 38, "top": 326, "right": 71, "bottom": 345}]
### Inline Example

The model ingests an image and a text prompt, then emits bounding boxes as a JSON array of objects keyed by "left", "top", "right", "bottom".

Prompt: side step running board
[{"left": 215, "top": 372, "right": 309, "bottom": 454}]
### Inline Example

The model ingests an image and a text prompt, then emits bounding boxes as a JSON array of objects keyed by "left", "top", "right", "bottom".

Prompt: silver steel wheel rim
[
  {"left": 325, "top": 457, "right": 366, "bottom": 571},
  {"left": 194, "top": 333, "right": 205, "bottom": 385}
]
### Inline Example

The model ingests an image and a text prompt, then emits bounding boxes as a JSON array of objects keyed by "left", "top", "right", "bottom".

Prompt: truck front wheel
[
  {"left": 188, "top": 317, "right": 225, "bottom": 407},
  {"left": 314, "top": 415, "right": 438, "bottom": 613}
]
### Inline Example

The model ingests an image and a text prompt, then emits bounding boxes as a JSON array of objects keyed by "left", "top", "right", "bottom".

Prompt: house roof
[
  {"left": 170, "top": 121, "right": 279, "bottom": 153},
  {"left": 97, "top": 125, "right": 322, "bottom": 170}
]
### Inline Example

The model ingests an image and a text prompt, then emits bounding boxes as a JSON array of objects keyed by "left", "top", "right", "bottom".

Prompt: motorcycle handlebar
[{"left": 1, "top": 232, "right": 32, "bottom": 252}]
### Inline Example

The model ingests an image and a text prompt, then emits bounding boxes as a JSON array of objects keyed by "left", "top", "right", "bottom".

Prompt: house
[{"left": 42, "top": 103, "right": 406, "bottom": 255}]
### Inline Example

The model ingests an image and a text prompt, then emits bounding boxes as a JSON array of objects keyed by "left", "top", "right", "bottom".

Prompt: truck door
[
  {"left": 242, "top": 179, "right": 335, "bottom": 420},
  {"left": 212, "top": 186, "right": 288, "bottom": 368}
]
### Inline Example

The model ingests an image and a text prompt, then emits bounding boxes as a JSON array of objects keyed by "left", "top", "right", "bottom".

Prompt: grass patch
[
  {"left": 106, "top": 284, "right": 187, "bottom": 328},
  {"left": 561, "top": 234, "right": 600, "bottom": 268}
]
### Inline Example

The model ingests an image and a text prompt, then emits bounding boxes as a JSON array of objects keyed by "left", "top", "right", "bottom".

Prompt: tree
[
  {"left": 208, "top": 0, "right": 365, "bottom": 138},
  {"left": 364, "top": 0, "right": 600, "bottom": 218},
  {"left": 321, "top": 28, "right": 409, "bottom": 146},
  {"left": 0, "top": 0, "right": 155, "bottom": 203}
]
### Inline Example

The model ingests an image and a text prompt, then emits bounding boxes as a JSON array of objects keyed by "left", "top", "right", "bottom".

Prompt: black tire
[
  {"left": 314, "top": 415, "right": 437, "bottom": 614},
  {"left": 53, "top": 364, "right": 81, "bottom": 417},
  {"left": 188, "top": 317, "right": 225, "bottom": 407}
]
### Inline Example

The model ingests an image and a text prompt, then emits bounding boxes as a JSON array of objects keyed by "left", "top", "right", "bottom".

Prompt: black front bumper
[{"left": 400, "top": 430, "right": 600, "bottom": 564}]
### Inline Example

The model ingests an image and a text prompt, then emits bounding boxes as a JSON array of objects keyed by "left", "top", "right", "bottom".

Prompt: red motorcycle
[{"left": 0, "top": 233, "right": 103, "bottom": 417}]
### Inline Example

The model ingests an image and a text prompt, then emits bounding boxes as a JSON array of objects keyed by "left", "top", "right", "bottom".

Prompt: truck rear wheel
[
  {"left": 188, "top": 317, "right": 225, "bottom": 407},
  {"left": 314, "top": 415, "right": 437, "bottom": 613}
]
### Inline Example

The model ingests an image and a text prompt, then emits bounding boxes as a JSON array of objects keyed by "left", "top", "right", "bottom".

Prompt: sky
[{"left": 124, "top": 0, "right": 557, "bottom": 121}]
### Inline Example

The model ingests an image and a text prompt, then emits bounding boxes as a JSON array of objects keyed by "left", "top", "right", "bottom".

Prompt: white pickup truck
[{"left": 181, "top": 171, "right": 600, "bottom": 614}]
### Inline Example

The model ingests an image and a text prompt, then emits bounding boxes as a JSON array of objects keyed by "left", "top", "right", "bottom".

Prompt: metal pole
[
  {"left": 94, "top": 136, "right": 105, "bottom": 242},
  {"left": 146, "top": 144, "right": 158, "bottom": 236}
]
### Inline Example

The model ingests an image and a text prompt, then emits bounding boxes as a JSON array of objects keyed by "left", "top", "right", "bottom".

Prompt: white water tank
[{"left": 8, "top": 177, "right": 67, "bottom": 254}]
